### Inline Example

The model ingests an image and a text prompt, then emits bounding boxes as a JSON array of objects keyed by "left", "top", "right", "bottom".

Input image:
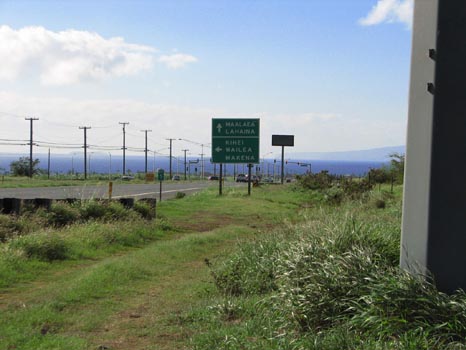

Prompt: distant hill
[{"left": 289, "top": 145, "right": 405, "bottom": 162}]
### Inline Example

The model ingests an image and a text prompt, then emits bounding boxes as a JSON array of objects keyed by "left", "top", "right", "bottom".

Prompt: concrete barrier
[
  {"left": 1, "top": 198, "right": 22, "bottom": 215},
  {"left": 118, "top": 197, "right": 135, "bottom": 209}
]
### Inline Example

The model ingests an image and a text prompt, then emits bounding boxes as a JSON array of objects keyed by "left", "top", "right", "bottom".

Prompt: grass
[
  {"left": 0, "top": 184, "right": 309, "bottom": 349},
  {"left": 183, "top": 185, "right": 466, "bottom": 350},
  {"left": 1, "top": 182, "right": 464, "bottom": 349}
]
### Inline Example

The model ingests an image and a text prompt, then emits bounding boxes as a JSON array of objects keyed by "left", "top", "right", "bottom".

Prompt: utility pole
[
  {"left": 281, "top": 146, "right": 285, "bottom": 184},
  {"left": 200, "top": 144, "right": 204, "bottom": 180},
  {"left": 166, "top": 138, "right": 175, "bottom": 179},
  {"left": 141, "top": 129, "right": 152, "bottom": 174},
  {"left": 25, "top": 117, "right": 39, "bottom": 178},
  {"left": 182, "top": 149, "right": 189, "bottom": 180},
  {"left": 79, "top": 126, "right": 91, "bottom": 179},
  {"left": 119, "top": 122, "right": 129, "bottom": 175},
  {"left": 47, "top": 148, "right": 51, "bottom": 179}
]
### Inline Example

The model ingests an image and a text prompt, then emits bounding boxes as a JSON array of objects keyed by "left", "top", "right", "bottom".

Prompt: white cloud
[
  {"left": 0, "top": 91, "right": 219, "bottom": 155},
  {"left": 159, "top": 53, "right": 198, "bottom": 69},
  {"left": 0, "top": 25, "right": 198, "bottom": 86},
  {"left": 359, "top": 0, "right": 413, "bottom": 27},
  {"left": 0, "top": 92, "right": 406, "bottom": 156}
]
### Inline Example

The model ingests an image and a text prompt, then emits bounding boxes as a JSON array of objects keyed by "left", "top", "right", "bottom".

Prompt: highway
[{"left": 0, "top": 181, "right": 242, "bottom": 200}]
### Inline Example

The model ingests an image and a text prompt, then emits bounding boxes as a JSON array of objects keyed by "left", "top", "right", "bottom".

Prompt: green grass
[
  {"left": 2, "top": 183, "right": 463, "bottom": 350},
  {"left": 183, "top": 187, "right": 466, "bottom": 350},
  {"left": 0, "top": 184, "right": 310, "bottom": 349}
]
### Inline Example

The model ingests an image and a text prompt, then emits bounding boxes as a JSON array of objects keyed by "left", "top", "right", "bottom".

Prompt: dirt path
[{"left": 0, "top": 225, "right": 249, "bottom": 350}]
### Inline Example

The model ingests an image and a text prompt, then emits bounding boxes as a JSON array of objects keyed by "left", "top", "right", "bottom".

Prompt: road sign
[
  {"left": 212, "top": 118, "right": 260, "bottom": 164},
  {"left": 272, "top": 135, "right": 294, "bottom": 147},
  {"left": 157, "top": 169, "right": 165, "bottom": 181}
]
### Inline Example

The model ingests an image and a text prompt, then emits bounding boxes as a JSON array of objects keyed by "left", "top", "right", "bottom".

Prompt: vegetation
[
  {"left": 389, "top": 152, "right": 405, "bottom": 183},
  {"left": 10, "top": 157, "right": 40, "bottom": 177},
  {"left": 183, "top": 183, "right": 466, "bottom": 350},
  {"left": 0, "top": 178, "right": 464, "bottom": 350}
]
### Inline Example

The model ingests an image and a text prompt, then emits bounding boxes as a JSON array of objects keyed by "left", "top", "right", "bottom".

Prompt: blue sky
[{"left": 0, "top": 0, "right": 413, "bottom": 159}]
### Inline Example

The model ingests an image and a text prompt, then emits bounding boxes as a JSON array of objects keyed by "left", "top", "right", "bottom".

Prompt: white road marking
[{"left": 112, "top": 187, "right": 203, "bottom": 199}]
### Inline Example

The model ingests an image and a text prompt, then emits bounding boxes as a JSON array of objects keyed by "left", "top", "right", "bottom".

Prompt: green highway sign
[
  {"left": 211, "top": 118, "right": 260, "bottom": 164},
  {"left": 157, "top": 168, "right": 165, "bottom": 181}
]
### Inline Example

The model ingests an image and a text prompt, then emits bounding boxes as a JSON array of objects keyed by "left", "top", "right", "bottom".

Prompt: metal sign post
[
  {"left": 247, "top": 164, "right": 252, "bottom": 195},
  {"left": 219, "top": 164, "right": 223, "bottom": 196},
  {"left": 272, "top": 135, "right": 294, "bottom": 184},
  {"left": 157, "top": 169, "right": 164, "bottom": 202}
]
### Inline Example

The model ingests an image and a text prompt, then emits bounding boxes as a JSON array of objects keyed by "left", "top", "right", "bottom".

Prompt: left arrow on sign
[{"left": 215, "top": 147, "right": 223, "bottom": 152}]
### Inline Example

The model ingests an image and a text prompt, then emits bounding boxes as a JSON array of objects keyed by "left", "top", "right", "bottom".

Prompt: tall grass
[{"left": 189, "top": 190, "right": 466, "bottom": 350}]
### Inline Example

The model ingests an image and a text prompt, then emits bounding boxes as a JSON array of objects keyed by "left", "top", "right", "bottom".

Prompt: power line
[
  {"left": 0, "top": 111, "right": 27, "bottom": 119},
  {"left": 34, "top": 139, "right": 82, "bottom": 146}
]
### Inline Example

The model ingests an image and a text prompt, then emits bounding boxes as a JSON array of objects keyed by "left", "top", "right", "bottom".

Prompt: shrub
[
  {"left": 47, "top": 202, "right": 80, "bottom": 227},
  {"left": 374, "top": 198, "right": 386, "bottom": 209},
  {"left": 0, "top": 214, "right": 41, "bottom": 241},
  {"left": 0, "top": 215, "right": 20, "bottom": 242},
  {"left": 297, "top": 171, "right": 335, "bottom": 190},
  {"left": 79, "top": 201, "right": 107, "bottom": 220},
  {"left": 156, "top": 218, "right": 173, "bottom": 231},
  {"left": 12, "top": 233, "right": 70, "bottom": 261},
  {"left": 209, "top": 232, "right": 291, "bottom": 296},
  {"left": 340, "top": 179, "right": 373, "bottom": 199},
  {"left": 323, "top": 186, "right": 344, "bottom": 205},
  {"left": 105, "top": 201, "right": 133, "bottom": 221},
  {"left": 175, "top": 192, "right": 186, "bottom": 199},
  {"left": 133, "top": 201, "right": 155, "bottom": 220}
]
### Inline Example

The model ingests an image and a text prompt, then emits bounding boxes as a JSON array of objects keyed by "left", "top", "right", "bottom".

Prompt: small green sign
[
  {"left": 157, "top": 169, "right": 165, "bottom": 181},
  {"left": 212, "top": 118, "right": 260, "bottom": 164}
]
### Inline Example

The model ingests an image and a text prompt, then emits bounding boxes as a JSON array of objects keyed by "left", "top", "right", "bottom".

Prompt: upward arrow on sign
[{"left": 216, "top": 123, "right": 222, "bottom": 133}]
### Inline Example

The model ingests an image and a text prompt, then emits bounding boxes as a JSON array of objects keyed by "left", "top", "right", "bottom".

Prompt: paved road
[{"left": 0, "top": 181, "right": 243, "bottom": 200}]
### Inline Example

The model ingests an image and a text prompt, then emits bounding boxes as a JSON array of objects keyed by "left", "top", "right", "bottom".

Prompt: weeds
[
  {"left": 46, "top": 202, "right": 80, "bottom": 227},
  {"left": 11, "top": 232, "right": 70, "bottom": 261},
  {"left": 194, "top": 188, "right": 466, "bottom": 350}
]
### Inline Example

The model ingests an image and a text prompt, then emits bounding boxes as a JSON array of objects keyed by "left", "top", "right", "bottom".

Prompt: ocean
[{"left": 0, "top": 153, "right": 387, "bottom": 177}]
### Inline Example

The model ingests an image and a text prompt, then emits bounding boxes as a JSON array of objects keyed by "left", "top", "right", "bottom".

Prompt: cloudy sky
[{"left": 0, "top": 0, "right": 413, "bottom": 159}]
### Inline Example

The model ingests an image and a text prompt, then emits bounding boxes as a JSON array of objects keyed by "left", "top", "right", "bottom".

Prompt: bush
[
  {"left": 340, "top": 179, "right": 373, "bottom": 199},
  {"left": 209, "top": 231, "right": 298, "bottom": 296},
  {"left": 105, "top": 201, "right": 133, "bottom": 221},
  {"left": 79, "top": 201, "right": 107, "bottom": 220},
  {"left": 297, "top": 171, "right": 335, "bottom": 190},
  {"left": 374, "top": 198, "right": 386, "bottom": 209},
  {"left": 47, "top": 202, "right": 80, "bottom": 227},
  {"left": 133, "top": 201, "right": 155, "bottom": 220},
  {"left": 0, "top": 215, "right": 20, "bottom": 242},
  {"left": 175, "top": 192, "right": 186, "bottom": 199},
  {"left": 13, "top": 233, "right": 70, "bottom": 261},
  {"left": 323, "top": 186, "right": 344, "bottom": 205},
  {"left": 0, "top": 214, "right": 41, "bottom": 241}
]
